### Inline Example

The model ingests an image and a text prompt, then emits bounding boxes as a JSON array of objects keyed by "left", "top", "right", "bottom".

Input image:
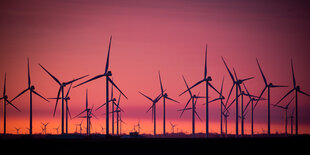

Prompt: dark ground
[{"left": 0, "top": 134, "right": 308, "bottom": 154}]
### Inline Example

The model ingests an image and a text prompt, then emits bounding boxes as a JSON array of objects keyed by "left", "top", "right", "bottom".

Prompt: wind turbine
[
  {"left": 139, "top": 91, "right": 163, "bottom": 136},
  {"left": 179, "top": 45, "right": 221, "bottom": 137},
  {"left": 114, "top": 94, "right": 124, "bottom": 135},
  {"left": 41, "top": 122, "right": 49, "bottom": 135},
  {"left": 0, "top": 73, "right": 21, "bottom": 134},
  {"left": 169, "top": 122, "right": 176, "bottom": 133},
  {"left": 242, "top": 83, "right": 265, "bottom": 136},
  {"left": 15, "top": 127, "right": 21, "bottom": 134},
  {"left": 48, "top": 83, "right": 73, "bottom": 134},
  {"left": 255, "top": 58, "right": 287, "bottom": 136},
  {"left": 73, "top": 36, "right": 127, "bottom": 135},
  {"left": 74, "top": 89, "right": 97, "bottom": 136},
  {"left": 179, "top": 75, "right": 204, "bottom": 136},
  {"left": 10, "top": 58, "right": 49, "bottom": 135},
  {"left": 204, "top": 76, "right": 227, "bottom": 136},
  {"left": 39, "top": 64, "right": 88, "bottom": 135},
  {"left": 221, "top": 57, "right": 254, "bottom": 136},
  {"left": 273, "top": 97, "right": 294, "bottom": 136},
  {"left": 275, "top": 60, "right": 310, "bottom": 135},
  {"left": 289, "top": 106, "right": 295, "bottom": 135},
  {"left": 53, "top": 126, "right": 60, "bottom": 135},
  {"left": 75, "top": 120, "right": 83, "bottom": 134},
  {"left": 158, "top": 71, "right": 179, "bottom": 135}
]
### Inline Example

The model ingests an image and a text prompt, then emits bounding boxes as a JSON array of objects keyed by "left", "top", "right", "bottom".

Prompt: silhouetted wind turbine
[
  {"left": 169, "top": 122, "right": 176, "bottom": 133},
  {"left": 74, "top": 36, "right": 127, "bottom": 135},
  {"left": 158, "top": 71, "right": 179, "bottom": 135},
  {"left": 289, "top": 106, "right": 295, "bottom": 135},
  {"left": 179, "top": 45, "right": 221, "bottom": 137},
  {"left": 15, "top": 127, "right": 21, "bottom": 134},
  {"left": 114, "top": 94, "right": 124, "bottom": 135},
  {"left": 53, "top": 126, "right": 60, "bottom": 135},
  {"left": 221, "top": 57, "right": 254, "bottom": 136},
  {"left": 41, "top": 122, "right": 49, "bottom": 135},
  {"left": 10, "top": 58, "right": 49, "bottom": 135},
  {"left": 48, "top": 83, "right": 73, "bottom": 134},
  {"left": 139, "top": 91, "right": 163, "bottom": 136},
  {"left": 242, "top": 83, "right": 265, "bottom": 136},
  {"left": 255, "top": 58, "right": 287, "bottom": 136},
  {"left": 0, "top": 73, "right": 21, "bottom": 134},
  {"left": 204, "top": 76, "right": 227, "bottom": 136},
  {"left": 74, "top": 89, "right": 97, "bottom": 136},
  {"left": 273, "top": 97, "right": 294, "bottom": 136},
  {"left": 275, "top": 59, "right": 310, "bottom": 135},
  {"left": 75, "top": 120, "right": 83, "bottom": 134},
  {"left": 39, "top": 64, "right": 88, "bottom": 135},
  {"left": 179, "top": 76, "right": 204, "bottom": 136}
]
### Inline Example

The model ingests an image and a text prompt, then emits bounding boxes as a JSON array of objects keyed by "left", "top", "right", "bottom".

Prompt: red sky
[{"left": 0, "top": 0, "right": 310, "bottom": 134}]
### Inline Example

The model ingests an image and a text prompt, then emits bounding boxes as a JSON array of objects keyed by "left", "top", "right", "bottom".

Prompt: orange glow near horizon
[{"left": 1, "top": 0, "right": 310, "bottom": 135}]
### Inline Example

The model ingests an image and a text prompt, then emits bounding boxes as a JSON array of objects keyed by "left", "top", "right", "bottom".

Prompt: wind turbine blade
[
  {"left": 242, "top": 83, "right": 252, "bottom": 101},
  {"left": 47, "top": 98, "right": 60, "bottom": 99},
  {"left": 253, "top": 86, "right": 267, "bottom": 110},
  {"left": 3, "top": 72, "right": 6, "bottom": 96},
  {"left": 221, "top": 56, "right": 235, "bottom": 82},
  {"left": 10, "top": 88, "right": 30, "bottom": 102},
  {"left": 108, "top": 77, "right": 127, "bottom": 99},
  {"left": 6, "top": 99, "right": 21, "bottom": 112},
  {"left": 208, "top": 83, "right": 221, "bottom": 96},
  {"left": 179, "top": 98, "right": 192, "bottom": 118},
  {"left": 256, "top": 58, "right": 267, "bottom": 86},
  {"left": 273, "top": 104, "right": 286, "bottom": 109},
  {"left": 180, "top": 79, "right": 204, "bottom": 97},
  {"left": 220, "top": 75, "right": 225, "bottom": 94},
  {"left": 233, "top": 68, "right": 239, "bottom": 81},
  {"left": 165, "top": 96, "right": 179, "bottom": 103},
  {"left": 225, "top": 83, "right": 235, "bottom": 105},
  {"left": 195, "top": 110, "right": 202, "bottom": 121},
  {"left": 158, "top": 71, "right": 164, "bottom": 94},
  {"left": 73, "top": 74, "right": 105, "bottom": 88},
  {"left": 32, "top": 90, "right": 49, "bottom": 102},
  {"left": 27, "top": 58, "right": 31, "bottom": 87},
  {"left": 208, "top": 98, "right": 221, "bottom": 104},
  {"left": 105, "top": 36, "right": 112, "bottom": 74},
  {"left": 204, "top": 44, "right": 207, "bottom": 78},
  {"left": 270, "top": 85, "right": 287, "bottom": 88},
  {"left": 291, "top": 59, "right": 296, "bottom": 88},
  {"left": 286, "top": 97, "right": 295, "bottom": 107},
  {"left": 117, "top": 94, "right": 121, "bottom": 108},
  {"left": 179, "top": 75, "right": 193, "bottom": 97},
  {"left": 73, "top": 109, "right": 87, "bottom": 119},
  {"left": 38, "top": 64, "right": 61, "bottom": 85},
  {"left": 146, "top": 100, "right": 160, "bottom": 113},
  {"left": 139, "top": 91, "right": 153, "bottom": 102},
  {"left": 240, "top": 77, "right": 254, "bottom": 83},
  {"left": 275, "top": 88, "right": 295, "bottom": 106},
  {"left": 298, "top": 89, "right": 310, "bottom": 97},
  {"left": 243, "top": 100, "right": 251, "bottom": 112},
  {"left": 65, "top": 75, "right": 89, "bottom": 85},
  {"left": 65, "top": 83, "right": 72, "bottom": 98},
  {"left": 53, "top": 87, "right": 62, "bottom": 117}
]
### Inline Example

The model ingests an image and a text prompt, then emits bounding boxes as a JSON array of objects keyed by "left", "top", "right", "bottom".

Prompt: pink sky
[{"left": 0, "top": 0, "right": 310, "bottom": 134}]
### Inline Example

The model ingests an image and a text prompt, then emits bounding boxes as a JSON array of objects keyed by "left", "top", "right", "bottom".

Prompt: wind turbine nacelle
[
  {"left": 30, "top": 86, "right": 35, "bottom": 90},
  {"left": 206, "top": 76, "right": 212, "bottom": 81},
  {"left": 106, "top": 71, "right": 112, "bottom": 76}
]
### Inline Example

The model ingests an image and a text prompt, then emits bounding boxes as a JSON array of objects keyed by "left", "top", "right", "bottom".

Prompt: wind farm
[{"left": 0, "top": 0, "right": 310, "bottom": 154}]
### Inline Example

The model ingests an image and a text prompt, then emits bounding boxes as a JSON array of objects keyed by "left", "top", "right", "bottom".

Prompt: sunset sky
[{"left": 0, "top": 0, "right": 310, "bottom": 135}]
